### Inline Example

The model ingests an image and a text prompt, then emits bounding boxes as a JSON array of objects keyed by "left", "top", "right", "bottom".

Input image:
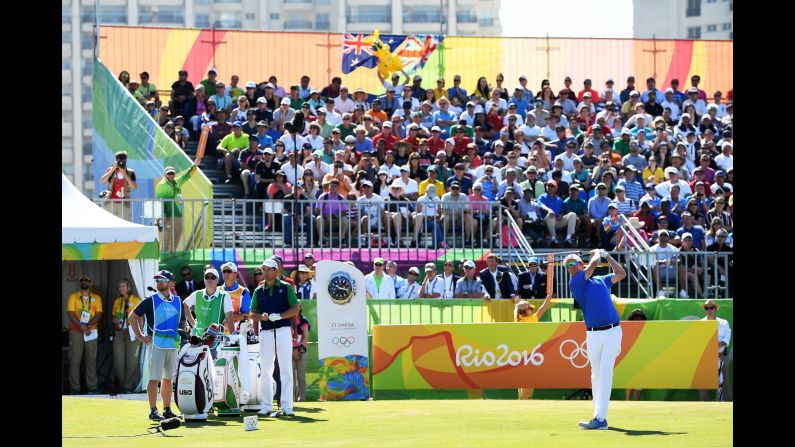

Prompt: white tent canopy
[{"left": 62, "top": 173, "right": 158, "bottom": 244}]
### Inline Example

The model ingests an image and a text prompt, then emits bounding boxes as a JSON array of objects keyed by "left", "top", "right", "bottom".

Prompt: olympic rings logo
[
  {"left": 332, "top": 336, "right": 354, "bottom": 347},
  {"left": 559, "top": 339, "right": 589, "bottom": 369}
]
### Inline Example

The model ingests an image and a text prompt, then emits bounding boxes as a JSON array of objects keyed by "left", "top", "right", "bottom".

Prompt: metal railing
[
  {"left": 549, "top": 250, "right": 732, "bottom": 299},
  {"left": 502, "top": 208, "right": 536, "bottom": 273},
  {"left": 93, "top": 198, "right": 211, "bottom": 253},
  {"left": 617, "top": 214, "right": 654, "bottom": 298}
]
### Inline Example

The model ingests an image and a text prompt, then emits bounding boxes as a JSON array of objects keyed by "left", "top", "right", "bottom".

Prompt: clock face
[{"left": 328, "top": 272, "right": 355, "bottom": 304}]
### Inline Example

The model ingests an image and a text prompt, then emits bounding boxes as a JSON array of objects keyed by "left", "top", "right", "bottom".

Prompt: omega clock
[{"left": 327, "top": 272, "right": 355, "bottom": 304}]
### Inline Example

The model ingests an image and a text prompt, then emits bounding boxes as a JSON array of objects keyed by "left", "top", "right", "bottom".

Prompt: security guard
[{"left": 250, "top": 259, "right": 300, "bottom": 416}]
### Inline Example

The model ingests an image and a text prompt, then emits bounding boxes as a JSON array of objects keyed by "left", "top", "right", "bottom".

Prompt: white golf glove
[
  {"left": 268, "top": 313, "right": 282, "bottom": 322},
  {"left": 599, "top": 249, "right": 608, "bottom": 259}
]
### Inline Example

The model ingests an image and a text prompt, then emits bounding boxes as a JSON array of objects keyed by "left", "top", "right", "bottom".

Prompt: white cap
[
  {"left": 389, "top": 180, "right": 404, "bottom": 189},
  {"left": 383, "top": 121, "right": 392, "bottom": 128},
  {"left": 562, "top": 254, "right": 582, "bottom": 265},
  {"left": 408, "top": 267, "right": 420, "bottom": 275},
  {"left": 280, "top": 97, "right": 291, "bottom": 105},
  {"left": 220, "top": 262, "right": 238, "bottom": 273},
  {"left": 204, "top": 267, "right": 219, "bottom": 278},
  {"left": 298, "top": 265, "right": 310, "bottom": 272},
  {"left": 431, "top": 125, "right": 441, "bottom": 132},
  {"left": 256, "top": 97, "right": 267, "bottom": 104},
  {"left": 463, "top": 260, "right": 476, "bottom": 269},
  {"left": 262, "top": 259, "right": 278, "bottom": 269},
  {"left": 245, "top": 81, "right": 256, "bottom": 89},
  {"left": 606, "top": 77, "right": 615, "bottom": 83}
]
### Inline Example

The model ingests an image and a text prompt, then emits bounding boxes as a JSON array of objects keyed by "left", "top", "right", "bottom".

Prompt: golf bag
[
  {"left": 213, "top": 320, "right": 262, "bottom": 415},
  {"left": 173, "top": 334, "right": 217, "bottom": 421}
]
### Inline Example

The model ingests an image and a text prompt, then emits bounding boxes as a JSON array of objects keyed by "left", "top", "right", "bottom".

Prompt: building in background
[
  {"left": 633, "top": 0, "right": 732, "bottom": 40},
  {"left": 63, "top": 0, "right": 501, "bottom": 194}
]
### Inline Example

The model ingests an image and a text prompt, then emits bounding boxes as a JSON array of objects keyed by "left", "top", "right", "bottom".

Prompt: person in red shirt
[
  {"left": 372, "top": 121, "right": 398, "bottom": 152},
  {"left": 452, "top": 127, "right": 472, "bottom": 157},
  {"left": 427, "top": 126, "right": 446, "bottom": 156},
  {"left": 577, "top": 79, "right": 600, "bottom": 102},
  {"left": 400, "top": 123, "right": 421, "bottom": 152}
]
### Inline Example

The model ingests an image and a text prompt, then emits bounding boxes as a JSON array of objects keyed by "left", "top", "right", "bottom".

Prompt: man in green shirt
[
  {"left": 183, "top": 267, "right": 235, "bottom": 345},
  {"left": 155, "top": 164, "right": 197, "bottom": 252},
  {"left": 200, "top": 68, "right": 218, "bottom": 97},
  {"left": 250, "top": 259, "right": 300, "bottom": 416},
  {"left": 612, "top": 129, "right": 632, "bottom": 156},
  {"left": 217, "top": 122, "right": 250, "bottom": 184}
]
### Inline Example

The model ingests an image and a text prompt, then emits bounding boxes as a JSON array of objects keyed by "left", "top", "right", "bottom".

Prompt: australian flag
[{"left": 342, "top": 33, "right": 445, "bottom": 75}]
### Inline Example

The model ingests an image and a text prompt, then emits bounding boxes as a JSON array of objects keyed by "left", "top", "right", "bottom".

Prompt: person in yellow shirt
[
  {"left": 432, "top": 78, "right": 450, "bottom": 101},
  {"left": 111, "top": 278, "right": 142, "bottom": 393},
  {"left": 418, "top": 166, "right": 445, "bottom": 198},
  {"left": 641, "top": 155, "right": 664, "bottom": 186},
  {"left": 66, "top": 274, "right": 104, "bottom": 394},
  {"left": 515, "top": 295, "right": 552, "bottom": 399}
]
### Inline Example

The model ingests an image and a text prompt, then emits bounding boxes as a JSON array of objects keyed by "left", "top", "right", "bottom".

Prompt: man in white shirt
[
  {"left": 699, "top": 299, "right": 732, "bottom": 401},
  {"left": 656, "top": 167, "right": 693, "bottom": 198},
  {"left": 519, "top": 115, "right": 543, "bottom": 140},
  {"left": 713, "top": 143, "right": 733, "bottom": 171},
  {"left": 385, "top": 260, "right": 406, "bottom": 298},
  {"left": 323, "top": 100, "right": 342, "bottom": 127},
  {"left": 554, "top": 141, "right": 580, "bottom": 171},
  {"left": 599, "top": 78, "right": 620, "bottom": 102},
  {"left": 282, "top": 151, "right": 305, "bottom": 186},
  {"left": 304, "top": 151, "right": 331, "bottom": 180},
  {"left": 364, "top": 258, "right": 395, "bottom": 299},
  {"left": 649, "top": 230, "right": 682, "bottom": 298},
  {"left": 431, "top": 260, "right": 460, "bottom": 299},
  {"left": 485, "top": 90, "right": 508, "bottom": 114},
  {"left": 397, "top": 267, "right": 422, "bottom": 299},
  {"left": 419, "top": 263, "right": 442, "bottom": 298},
  {"left": 460, "top": 101, "right": 478, "bottom": 126},
  {"left": 395, "top": 165, "right": 419, "bottom": 200},
  {"left": 413, "top": 185, "right": 445, "bottom": 248},
  {"left": 660, "top": 88, "right": 681, "bottom": 121},
  {"left": 541, "top": 116, "right": 559, "bottom": 141},
  {"left": 357, "top": 180, "right": 385, "bottom": 243},
  {"left": 333, "top": 86, "right": 355, "bottom": 114}
]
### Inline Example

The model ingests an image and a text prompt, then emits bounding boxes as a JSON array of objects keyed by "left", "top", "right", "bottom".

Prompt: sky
[{"left": 500, "top": 0, "right": 634, "bottom": 38}]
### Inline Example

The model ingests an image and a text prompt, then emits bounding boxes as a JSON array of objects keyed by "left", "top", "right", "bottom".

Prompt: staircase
[{"left": 185, "top": 139, "right": 273, "bottom": 249}]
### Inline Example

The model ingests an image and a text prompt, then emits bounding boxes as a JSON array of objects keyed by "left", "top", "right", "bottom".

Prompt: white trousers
[
  {"left": 586, "top": 325, "right": 622, "bottom": 421},
  {"left": 259, "top": 326, "right": 294, "bottom": 413}
]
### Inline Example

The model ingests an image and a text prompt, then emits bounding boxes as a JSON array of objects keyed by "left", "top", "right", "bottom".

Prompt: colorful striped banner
[
  {"left": 373, "top": 320, "right": 718, "bottom": 389},
  {"left": 100, "top": 26, "right": 732, "bottom": 98}
]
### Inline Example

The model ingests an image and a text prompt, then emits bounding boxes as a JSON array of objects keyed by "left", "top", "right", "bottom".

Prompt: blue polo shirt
[
  {"left": 354, "top": 138, "right": 374, "bottom": 153},
  {"left": 569, "top": 272, "right": 620, "bottom": 329},
  {"left": 538, "top": 193, "right": 564, "bottom": 215},
  {"left": 588, "top": 196, "right": 612, "bottom": 219},
  {"left": 677, "top": 224, "right": 706, "bottom": 249}
]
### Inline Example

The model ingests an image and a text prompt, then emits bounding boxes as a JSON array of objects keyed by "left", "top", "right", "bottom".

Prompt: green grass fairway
[{"left": 63, "top": 397, "right": 732, "bottom": 446}]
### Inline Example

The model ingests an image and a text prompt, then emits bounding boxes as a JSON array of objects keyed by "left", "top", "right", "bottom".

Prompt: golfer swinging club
[
  {"left": 563, "top": 249, "right": 626, "bottom": 430},
  {"left": 250, "top": 259, "right": 300, "bottom": 417}
]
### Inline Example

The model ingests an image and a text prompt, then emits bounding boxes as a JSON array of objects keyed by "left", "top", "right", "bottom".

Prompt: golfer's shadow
[
  {"left": 275, "top": 414, "right": 327, "bottom": 424},
  {"left": 292, "top": 405, "right": 326, "bottom": 414},
  {"left": 608, "top": 426, "right": 687, "bottom": 436}
]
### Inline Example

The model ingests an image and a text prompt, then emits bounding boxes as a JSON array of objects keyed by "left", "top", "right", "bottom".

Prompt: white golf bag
[
  {"left": 174, "top": 342, "right": 215, "bottom": 421},
  {"left": 213, "top": 320, "right": 262, "bottom": 415},
  {"left": 237, "top": 320, "right": 271, "bottom": 412}
]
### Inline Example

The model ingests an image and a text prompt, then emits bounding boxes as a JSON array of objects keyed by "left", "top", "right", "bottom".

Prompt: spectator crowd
[{"left": 119, "top": 69, "right": 733, "bottom": 251}]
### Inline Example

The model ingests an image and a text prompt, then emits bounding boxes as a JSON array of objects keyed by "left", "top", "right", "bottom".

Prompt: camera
[{"left": 117, "top": 159, "right": 127, "bottom": 169}]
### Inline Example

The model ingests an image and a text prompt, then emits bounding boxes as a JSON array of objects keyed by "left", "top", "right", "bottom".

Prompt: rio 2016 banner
[
  {"left": 373, "top": 321, "right": 717, "bottom": 389},
  {"left": 316, "top": 261, "right": 370, "bottom": 400}
]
